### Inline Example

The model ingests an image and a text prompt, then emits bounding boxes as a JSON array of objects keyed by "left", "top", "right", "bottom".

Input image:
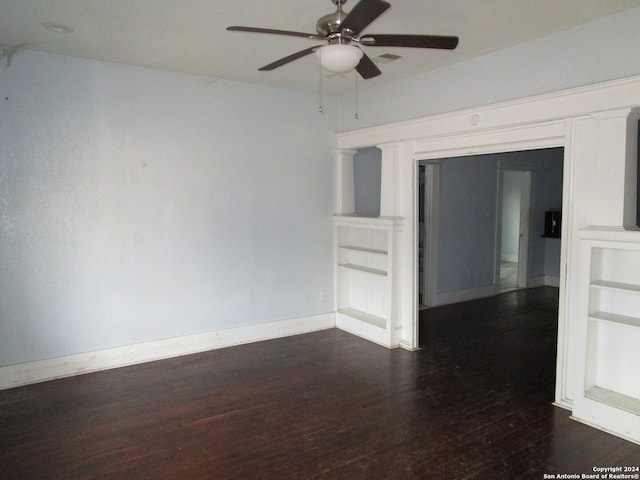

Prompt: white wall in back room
[
  {"left": 0, "top": 51, "right": 338, "bottom": 367},
  {"left": 500, "top": 170, "right": 522, "bottom": 262}
]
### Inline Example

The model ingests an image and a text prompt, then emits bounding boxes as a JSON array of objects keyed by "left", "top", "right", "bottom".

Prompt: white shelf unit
[
  {"left": 334, "top": 215, "right": 403, "bottom": 348},
  {"left": 573, "top": 227, "right": 640, "bottom": 444}
]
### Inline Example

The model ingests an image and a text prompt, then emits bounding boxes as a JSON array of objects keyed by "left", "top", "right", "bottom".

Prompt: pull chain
[
  {"left": 354, "top": 72, "right": 359, "bottom": 120},
  {"left": 318, "top": 51, "right": 324, "bottom": 114}
]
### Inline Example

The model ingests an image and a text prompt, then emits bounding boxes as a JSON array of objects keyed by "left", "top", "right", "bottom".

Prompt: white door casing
[{"left": 336, "top": 75, "right": 640, "bottom": 409}]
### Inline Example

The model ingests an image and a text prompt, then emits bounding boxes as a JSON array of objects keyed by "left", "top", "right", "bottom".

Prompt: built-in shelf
[
  {"left": 334, "top": 215, "right": 403, "bottom": 348},
  {"left": 585, "top": 386, "right": 640, "bottom": 415},
  {"left": 591, "top": 279, "right": 640, "bottom": 294},
  {"left": 573, "top": 227, "right": 640, "bottom": 444},
  {"left": 338, "top": 245, "right": 388, "bottom": 256},
  {"left": 338, "top": 308, "right": 387, "bottom": 329},
  {"left": 588, "top": 311, "right": 640, "bottom": 328},
  {"left": 338, "top": 263, "right": 387, "bottom": 276}
]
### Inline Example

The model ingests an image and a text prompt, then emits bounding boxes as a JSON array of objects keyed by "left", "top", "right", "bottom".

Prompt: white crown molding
[{"left": 337, "top": 75, "right": 640, "bottom": 149}]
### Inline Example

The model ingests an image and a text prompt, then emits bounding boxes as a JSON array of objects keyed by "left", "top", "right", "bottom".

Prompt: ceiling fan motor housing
[{"left": 316, "top": 0, "right": 351, "bottom": 39}]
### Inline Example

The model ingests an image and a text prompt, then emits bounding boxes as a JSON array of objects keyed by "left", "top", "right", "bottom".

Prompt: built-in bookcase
[
  {"left": 573, "top": 227, "right": 640, "bottom": 444},
  {"left": 334, "top": 215, "right": 403, "bottom": 348}
]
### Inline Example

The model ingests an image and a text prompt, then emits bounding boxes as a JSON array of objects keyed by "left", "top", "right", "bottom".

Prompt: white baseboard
[
  {"left": 528, "top": 275, "right": 560, "bottom": 288},
  {"left": 436, "top": 284, "right": 496, "bottom": 306},
  {"left": 335, "top": 311, "right": 398, "bottom": 349},
  {"left": 433, "top": 277, "right": 560, "bottom": 307},
  {"left": 0, "top": 313, "right": 336, "bottom": 391}
]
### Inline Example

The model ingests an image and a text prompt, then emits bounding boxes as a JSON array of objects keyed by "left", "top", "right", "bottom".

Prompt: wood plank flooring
[{"left": 1, "top": 287, "right": 638, "bottom": 479}]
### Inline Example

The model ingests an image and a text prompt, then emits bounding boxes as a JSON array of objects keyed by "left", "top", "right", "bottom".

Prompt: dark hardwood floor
[{"left": 1, "top": 287, "right": 638, "bottom": 479}]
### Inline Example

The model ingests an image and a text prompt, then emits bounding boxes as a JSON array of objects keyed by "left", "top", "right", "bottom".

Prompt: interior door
[{"left": 498, "top": 169, "right": 532, "bottom": 292}]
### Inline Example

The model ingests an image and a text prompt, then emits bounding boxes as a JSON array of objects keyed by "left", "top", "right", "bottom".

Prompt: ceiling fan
[{"left": 227, "top": 0, "right": 459, "bottom": 79}]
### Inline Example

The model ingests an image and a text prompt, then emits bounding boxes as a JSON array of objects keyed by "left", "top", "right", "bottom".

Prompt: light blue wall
[
  {"left": 353, "top": 147, "right": 381, "bottom": 217},
  {"left": 338, "top": 7, "right": 640, "bottom": 131},
  {"left": 2, "top": 5, "right": 632, "bottom": 366},
  {"left": 531, "top": 150, "right": 564, "bottom": 278},
  {"left": 438, "top": 155, "right": 499, "bottom": 293},
  {"left": 0, "top": 51, "right": 338, "bottom": 365},
  {"left": 498, "top": 149, "right": 564, "bottom": 281},
  {"left": 436, "top": 149, "right": 563, "bottom": 295}
]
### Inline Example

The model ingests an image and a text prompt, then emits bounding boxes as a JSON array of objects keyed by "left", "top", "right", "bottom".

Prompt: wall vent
[{"left": 373, "top": 53, "right": 402, "bottom": 64}]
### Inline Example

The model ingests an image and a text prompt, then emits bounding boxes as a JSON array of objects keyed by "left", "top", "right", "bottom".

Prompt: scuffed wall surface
[{"left": 0, "top": 51, "right": 337, "bottom": 365}]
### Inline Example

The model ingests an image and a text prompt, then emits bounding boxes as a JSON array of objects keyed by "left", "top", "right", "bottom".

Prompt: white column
[
  {"left": 378, "top": 143, "right": 401, "bottom": 217},
  {"left": 336, "top": 149, "right": 357, "bottom": 215},
  {"left": 378, "top": 142, "right": 418, "bottom": 349},
  {"left": 571, "top": 108, "right": 639, "bottom": 228},
  {"left": 623, "top": 109, "right": 640, "bottom": 228},
  {"left": 561, "top": 108, "right": 639, "bottom": 405}
]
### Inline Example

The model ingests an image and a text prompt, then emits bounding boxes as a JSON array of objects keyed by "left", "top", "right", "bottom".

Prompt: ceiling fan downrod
[{"left": 316, "top": 0, "right": 349, "bottom": 37}]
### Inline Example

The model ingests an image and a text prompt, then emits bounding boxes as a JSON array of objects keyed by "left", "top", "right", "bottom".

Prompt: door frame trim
[{"left": 496, "top": 160, "right": 535, "bottom": 293}]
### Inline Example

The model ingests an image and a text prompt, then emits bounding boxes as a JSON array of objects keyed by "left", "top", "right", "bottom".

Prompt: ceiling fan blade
[
  {"left": 356, "top": 52, "right": 382, "bottom": 79},
  {"left": 340, "top": 0, "right": 391, "bottom": 36},
  {"left": 227, "top": 26, "right": 322, "bottom": 40},
  {"left": 359, "top": 34, "right": 459, "bottom": 49},
  {"left": 258, "top": 46, "right": 319, "bottom": 71}
]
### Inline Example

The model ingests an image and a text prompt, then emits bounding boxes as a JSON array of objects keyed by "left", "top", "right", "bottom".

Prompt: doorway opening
[
  {"left": 417, "top": 148, "right": 564, "bottom": 310},
  {"left": 498, "top": 169, "right": 532, "bottom": 293}
]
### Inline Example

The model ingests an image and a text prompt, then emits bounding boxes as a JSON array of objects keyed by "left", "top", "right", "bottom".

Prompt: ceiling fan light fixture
[{"left": 317, "top": 44, "right": 363, "bottom": 73}]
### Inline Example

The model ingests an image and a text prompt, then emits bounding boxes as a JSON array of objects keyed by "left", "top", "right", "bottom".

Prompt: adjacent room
[{"left": 1, "top": 0, "right": 640, "bottom": 477}]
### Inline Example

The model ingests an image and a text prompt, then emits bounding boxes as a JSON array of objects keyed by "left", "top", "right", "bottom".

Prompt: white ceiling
[{"left": 1, "top": 0, "right": 639, "bottom": 95}]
